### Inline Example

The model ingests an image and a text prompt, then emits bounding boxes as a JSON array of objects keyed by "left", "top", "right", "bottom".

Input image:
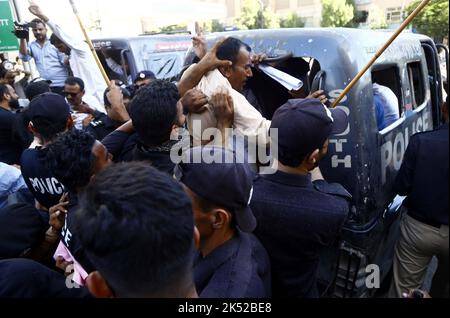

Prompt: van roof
[
  {"left": 206, "top": 27, "right": 432, "bottom": 44},
  {"left": 202, "top": 27, "right": 429, "bottom": 68},
  {"left": 92, "top": 34, "right": 192, "bottom": 51}
]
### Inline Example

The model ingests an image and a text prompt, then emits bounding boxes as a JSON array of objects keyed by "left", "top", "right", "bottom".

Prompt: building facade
[
  {"left": 355, "top": 0, "right": 415, "bottom": 29},
  {"left": 212, "top": 0, "right": 415, "bottom": 29}
]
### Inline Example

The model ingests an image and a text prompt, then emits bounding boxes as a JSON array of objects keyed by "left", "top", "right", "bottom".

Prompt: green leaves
[
  {"left": 407, "top": 0, "right": 449, "bottom": 41},
  {"left": 321, "top": 0, "right": 354, "bottom": 27}
]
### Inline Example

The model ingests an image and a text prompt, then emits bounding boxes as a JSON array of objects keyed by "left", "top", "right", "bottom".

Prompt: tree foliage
[
  {"left": 367, "top": 6, "right": 387, "bottom": 30},
  {"left": 344, "top": 0, "right": 367, "bottom": 27},
  {"left": 235, "top": 0, "right": 279, "bottom": 30},
  {"left": 280, "top": 13, "right": 305, "bottom": 28},
  {"left": 321, "top": 0, "right": 354, "bottom": 27},
  {"left": 406, "top": 0, "right": 449, "bottom": 41},
  {"left": 202, "top": 19, "right": 224, "bottom": 33},
  {"left": 159, "top": 24, "right": 187, "bottom": 33}
]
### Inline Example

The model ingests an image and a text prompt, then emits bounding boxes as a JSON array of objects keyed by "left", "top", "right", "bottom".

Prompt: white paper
[{"left": 259, "top": 65, "right": 303, "bottom": 91}]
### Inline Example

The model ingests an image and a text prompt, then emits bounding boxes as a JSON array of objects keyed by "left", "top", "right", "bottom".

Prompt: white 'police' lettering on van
[
  {"left": 29, "top": 177, "right": 64, "bottom": 195},
  {"left": 380, "top": 110, "right": 431, "bottom": 184},
  {"left": 327, "top": 98, "right": 352, "bottom": 169}
]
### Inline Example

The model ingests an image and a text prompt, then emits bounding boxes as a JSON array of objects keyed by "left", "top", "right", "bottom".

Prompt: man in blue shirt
[
  {"left": 19, "top": 19, "right": 68, "bottom": 96},
  {"left": 374, "top": 94, "right": 386, "bottom": 131}
]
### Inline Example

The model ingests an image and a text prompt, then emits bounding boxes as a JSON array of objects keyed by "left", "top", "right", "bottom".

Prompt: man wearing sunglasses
[{"left": 63, "top": 77, "right": 103, "bottom": 130}]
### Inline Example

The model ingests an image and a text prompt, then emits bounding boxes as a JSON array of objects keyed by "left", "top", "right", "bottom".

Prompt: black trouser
[{"left": 50, "top": 86, "right": 65, "bottom": 97}]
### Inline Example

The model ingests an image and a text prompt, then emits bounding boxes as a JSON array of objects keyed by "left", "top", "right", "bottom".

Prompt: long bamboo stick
[
  {"left": 68, "top": 0, "right": 110, "bottom": 87},
  {"left": 331, "top": 0, "right": 431, "bottom": 108}
]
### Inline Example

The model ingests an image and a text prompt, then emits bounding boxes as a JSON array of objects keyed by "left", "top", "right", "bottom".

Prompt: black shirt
[
  {"left": 85, "top": 113, "right": 117, "bottom": 141},
  {"left": 0, "top": 203, "right": 48, "bottom": 259},
  {"left": 0, "top": 107, "right": 22, "bottom": 164},
  {"left": 0, "top": 258, "right": 91, "bottom": 298},
  {"left": 194, "top": 230, "right": 271, "bottom": 298},
  {"left": 394, "top": 124, "right": 449, "bottom": 226},
  {"left": 102, "top": 130, "right": 176, "bottom": 175},
  {"left": 20, "top": 148, "right": 65, "bottom": 210},
  {"left": 60, "top": 193, "right": 96, "bottom": 274},
  {"left": 250, "top": 171, "right": 351, "bottom": 298}
]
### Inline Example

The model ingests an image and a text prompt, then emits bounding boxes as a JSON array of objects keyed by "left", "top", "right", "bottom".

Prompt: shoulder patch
[{"left": 313, "top": 180, "right": 352, "bottom": 200}]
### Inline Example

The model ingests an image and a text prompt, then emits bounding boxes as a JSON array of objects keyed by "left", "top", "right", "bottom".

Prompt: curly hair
[
  {"left": 73, "top": 162, "right": 195, "bottom": 297},
  {"left": 44, "top": 129, "right": 96, "bottom": 192},
  {"left": 129, "top": 79, "right": 180, "bottom": 146}
]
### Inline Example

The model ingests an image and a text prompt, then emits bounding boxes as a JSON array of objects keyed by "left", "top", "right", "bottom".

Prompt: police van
[
  {"left": 192, "top": 28, "right": 447, "bottom": 297},
  {"left": 92, "top": 34, "right": 192, "bottom": 84}
]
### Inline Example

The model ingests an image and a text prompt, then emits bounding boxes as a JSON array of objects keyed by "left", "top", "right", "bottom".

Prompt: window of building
[
  {"left": 407, "top": 62, "right": 426, "bottom": 108},
  {"left": 386, "top": 7, "right": 403, "bottom": 24}
]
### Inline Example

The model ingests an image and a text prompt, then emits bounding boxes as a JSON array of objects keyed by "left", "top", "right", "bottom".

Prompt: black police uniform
[
  {"left": 0, "top": 203, "right": 48, "bottom": 259},
  {"left": 0, "top": 258, "right": 91, "bottom": 298},
  {"left": 250, "top": 171, "right": 351, "bottom": 298},
  {"left": 394, "top": 123, "right": 449, "bottom": 226},
  {"left": 85, "top": 113, "right": 117, "bottom": 141},
  {"left": 194, "top": 229, "right": 271, "bottom": 298},
  {"left": 59, "top": 194, "right": 96, "bottom": 276},
  {"left": 102, "top": 129, "right": 176, "bottom": 174},
  {"left": 0, "top": 107, "right": 22, "bottom": 165},
  {"left": 21, "top": 148, "right": 66, "bottom": 210}
]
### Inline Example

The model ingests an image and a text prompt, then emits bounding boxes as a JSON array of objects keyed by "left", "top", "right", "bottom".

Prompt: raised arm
[
  {"left": 28, "top": 0, "right": 84, "bottom": 53},
  {"left": 177, "top": 38, "right": 232, "bottom": 97},
  {"left": 19, "top": 39, "right": 31, "bottom": 61}
]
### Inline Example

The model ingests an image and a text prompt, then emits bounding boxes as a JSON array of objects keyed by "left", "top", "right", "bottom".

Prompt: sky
[{"left": 14, "top": 0, "right": 227, "bottom": 37}]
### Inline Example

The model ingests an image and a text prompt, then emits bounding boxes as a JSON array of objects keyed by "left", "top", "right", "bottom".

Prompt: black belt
[{"left": 407, "top": 212, "right": 442, "bottom": 229}]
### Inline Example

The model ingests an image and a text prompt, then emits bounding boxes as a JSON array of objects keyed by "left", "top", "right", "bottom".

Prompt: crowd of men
[{"left": 0, "top": 1, "right": 448, "bottom": 299}]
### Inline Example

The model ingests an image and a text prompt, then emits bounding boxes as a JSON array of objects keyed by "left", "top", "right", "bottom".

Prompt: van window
[
  {"left": 371, "top": 66, "right": 402, "bottom": 130},
  {"left": 138, "top": 52, "right": 186, "bottom": 81},
  {"left": 407, "top": 62, "right": 425, "bottom": 108},
  {"left": 97, "top": 49, "right": 130, "bottom": 83},
  {"left": 130, "top": 40, "right": 191, "bottom": 81},
  {"left": 246, "top": 57, "right": 319, "bottom": 119}
]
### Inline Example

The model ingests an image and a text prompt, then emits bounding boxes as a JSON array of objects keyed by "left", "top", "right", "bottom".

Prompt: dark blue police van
[{"left": 193, "top": 28, "right": 447, "bottom": 297}]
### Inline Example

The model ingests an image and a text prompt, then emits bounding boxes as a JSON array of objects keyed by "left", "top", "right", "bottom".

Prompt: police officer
[
  {"left": 175, "top": 146, "right": 272, "bottom": 298},
  {"left": 134, "top": 71, "right": 156, "bottom": 90},
  {"left": 85, "top": 85, "right": 131, "bottom": 141},
  {"left": 389, "top": 96, "right": 449, "bottom": 298},
  {"left": 250, "top": 99, "right": 351, "bottom": 298}
]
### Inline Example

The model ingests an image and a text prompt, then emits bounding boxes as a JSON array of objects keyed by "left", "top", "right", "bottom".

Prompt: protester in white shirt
[{"left": 28, "top": 1, "right": 106, "bottom": 114}]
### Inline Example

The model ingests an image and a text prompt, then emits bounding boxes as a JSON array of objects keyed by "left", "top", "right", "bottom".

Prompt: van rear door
[{"left": 420, "top": 40, "right": 444, "bottom": 126}]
